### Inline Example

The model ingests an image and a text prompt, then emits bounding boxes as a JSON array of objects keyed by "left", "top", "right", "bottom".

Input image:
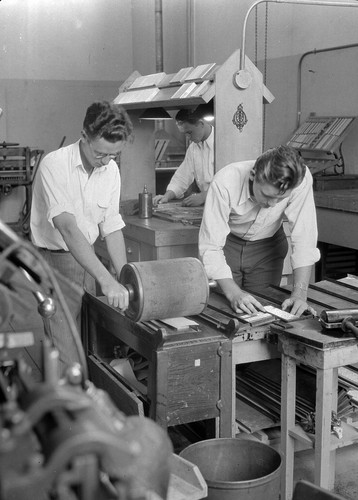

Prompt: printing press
[
  {"left": 82, "top": 257, "right": 296, "bottom": 436},
  {"left": 0, "top": 222, "right": 208, "bottom": 500},
  {"left": 82, "top": 257, "right": 358, "bottom": 442}
]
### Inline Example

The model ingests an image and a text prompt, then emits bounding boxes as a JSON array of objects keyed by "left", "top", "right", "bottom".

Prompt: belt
[
  {"left": 38, "top": 247, "right": 69, "bottom": 254},
  {"left": 228, "top": 225, "right": 284, "bottom": 246}
]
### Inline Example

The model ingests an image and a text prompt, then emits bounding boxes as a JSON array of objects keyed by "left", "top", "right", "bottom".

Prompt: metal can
[{"left": 138, "top": 184, "right": 152, "bottom": 218}]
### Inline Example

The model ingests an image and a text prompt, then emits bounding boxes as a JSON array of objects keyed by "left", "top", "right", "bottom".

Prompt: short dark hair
[
  {"left": 175, "top": 103, "right": 211, "bottom": 125},
  {"left": 83, "top": 101, "right": 133, "bottom": 142},
  {"left": 254, "top": 145, "right": 305, "bottom": 193}
]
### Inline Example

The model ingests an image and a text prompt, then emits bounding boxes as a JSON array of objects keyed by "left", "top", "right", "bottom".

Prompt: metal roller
[
  {"left": 320, "top": 308, "right": 358, "bottom": 324},
  {"left": 119, "top": 257, "right": 209, "bottom": 322}
]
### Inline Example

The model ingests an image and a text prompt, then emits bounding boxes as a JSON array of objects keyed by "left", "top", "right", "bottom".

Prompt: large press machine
[
  {"left": 82, "top": 256, "right": 358, "bottom": 498},
  {"left": 0, "top": 222, "right": 208, "bottom": 500}
]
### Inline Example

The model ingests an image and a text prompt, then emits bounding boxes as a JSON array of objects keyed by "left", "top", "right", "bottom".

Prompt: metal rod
[
  {"left": 235, "top": 390, "right": 280, "bottom": 420},
  {"left": 325, "top": 277, "right": 358, "bottom": 292},
  {"left": 297, "top": 43, "right": 358, "bottom": 127},
  {"left": 240, "top": 0, "right": 358, "bottom": 71},
  {"left": 237, "top": 374, "right": 314, "bottom": 417},
  {"left": 245, "top": 369, "right": 314, "bottom": 410},
  {"left": 309, "top": 283, "right": 358, "bottom": 305},
  {"left": 269, "top": 284, "right": 333, "bottom": 310}
]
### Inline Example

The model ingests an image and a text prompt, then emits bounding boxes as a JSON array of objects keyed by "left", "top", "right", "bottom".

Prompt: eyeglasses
[
  {"left": 93, "top": 151, "right": 118, "bottom": 160},
  {"left": 86, "top": 138, "right": 121, "bottom": 160}
]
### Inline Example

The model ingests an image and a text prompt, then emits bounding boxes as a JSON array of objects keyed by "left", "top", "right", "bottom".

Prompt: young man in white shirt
[
  {"left": 31, "top": 101, "right": 133, "bottom": 374},
  {"left": 153, "top": 105, "right": 214, "bottom": 207},
  {"left": 199, "top": 145, "right": 320, "bottom": 317}
]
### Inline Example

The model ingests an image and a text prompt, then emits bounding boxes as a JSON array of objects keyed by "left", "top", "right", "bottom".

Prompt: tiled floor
[{"left": 5, "top": 305, "right": 358, "bottom": 500}]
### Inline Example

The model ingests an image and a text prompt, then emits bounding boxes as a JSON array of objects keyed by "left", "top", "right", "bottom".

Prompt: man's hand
[
  {"left": 153, "top": 194, "right": 165, "bottom": 206},
  {"left": 217, "top": 278, "right": 265, "bottom": 315},
  {"left": 285, "top": 267, "right": 315, "bottom": 317},
  {"left": 101, "top": 276, "right": 129, "bottom": 311},
  {"left": 229, "top": 290, "right": 265, "bottom": 314},
  {"left": 282, "top": 295, "right": 309, "bottom": 317},
  {"left": 153, "top": 190, "right": 175, "bottom": 206},
  {"left": 182, "top": 192, "right": 205, "bottom": 207}
]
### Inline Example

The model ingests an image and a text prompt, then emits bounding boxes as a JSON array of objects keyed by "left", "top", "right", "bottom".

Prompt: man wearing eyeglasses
[{"left": 30, "top": 101, "right": 133, "bottom": 375}]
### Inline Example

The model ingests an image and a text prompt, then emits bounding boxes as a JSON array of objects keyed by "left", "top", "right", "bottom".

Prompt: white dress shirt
[
  {"left": 31, "top": 140, "right": 125, "bottom": 250},
  {"left": 167, "top": 127, "right": 214, "bottom": 198},
  {"left": 199, "top": 160, "right": 320, "bottom": 280}
]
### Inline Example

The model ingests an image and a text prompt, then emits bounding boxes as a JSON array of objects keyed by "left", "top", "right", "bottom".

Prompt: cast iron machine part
[
  {"left": 0, "top": 341, "right": 173, "bottom": 500},
  {"left": 320, "top": 309, "right": 358, "bottom": 338},
  {"left": 0, "top": 220, "right": 177, "bottom": 500}
]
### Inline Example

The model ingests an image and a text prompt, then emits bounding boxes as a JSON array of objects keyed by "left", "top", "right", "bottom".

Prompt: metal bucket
[{"left": 179, "top": 438, "right": 281, "bottom": 500}]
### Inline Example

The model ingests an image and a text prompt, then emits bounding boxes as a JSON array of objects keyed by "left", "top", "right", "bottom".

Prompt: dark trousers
[
  {"left": 38, "top": 249, "right": 95, "bottom": 377},
  {"left": 223, "top": 226, "right": 288, "bottom": 294}
]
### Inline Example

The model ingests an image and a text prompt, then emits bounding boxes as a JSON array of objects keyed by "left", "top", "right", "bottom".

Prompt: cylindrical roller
[
  {"left": 119, "top": 257, "right": 209, "bottom": 322},
  {"left": 320, "top": 309, "right": 358, "bottom": 324}
]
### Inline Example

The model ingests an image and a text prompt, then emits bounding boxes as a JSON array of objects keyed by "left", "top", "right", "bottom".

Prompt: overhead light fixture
[
  {"left": 139, "top": 108, "right": 172, "bottom": 121},
  {"left": 198, "top": 101, "right": 215, "bottom": 122}
]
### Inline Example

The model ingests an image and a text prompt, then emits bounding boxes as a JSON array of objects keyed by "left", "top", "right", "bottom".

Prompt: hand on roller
[{"left": 100, "top": 275, "right": 129, "bottom": 311}]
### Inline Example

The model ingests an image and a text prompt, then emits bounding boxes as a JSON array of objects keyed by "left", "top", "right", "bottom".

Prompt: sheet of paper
[{"left": 160, "top": 317, "right": 199, "bottom": 330}]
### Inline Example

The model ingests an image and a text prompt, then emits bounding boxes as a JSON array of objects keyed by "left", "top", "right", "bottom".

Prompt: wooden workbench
[
  {"left": 278, "top": 324, "right": 358, "bottom": 500},
  {"left": 82, "top": 291, "right": 232, "bottom": 436},
  {"left": 270, "top": 278, "right": 358, "bottom": 500},
  {"left": 94, "top": 215, "right": 199, "bottom": 269},
  {"left": 123, "top": 215, "right": 199, "bottom": 261},
  {"left": 81, "top": 288, "right": 284, "bottom": 438},
  {"left": 82, "top": 269, "right": 358, "bottom": 500}
]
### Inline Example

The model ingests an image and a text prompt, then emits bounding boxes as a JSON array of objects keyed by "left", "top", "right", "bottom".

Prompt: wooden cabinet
[
  {"left": 122, "top": 215, "right": 200, "bottom": 262},
  {"left": 94, "top": 215, "right": 199, "bottom": 269},
  {"left": 81, "top": 292, "right": 232, "bottom": 434}
]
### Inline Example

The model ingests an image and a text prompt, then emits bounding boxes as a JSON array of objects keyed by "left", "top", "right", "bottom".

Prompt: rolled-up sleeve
[
  {"left": 40, "top": 160, "right": 76, "bottom": 227},
  {"left": 167, "top": 148, "right": 195, "bottom": 198},
  {"left": 101, "top": 213, "right": 125, "bottom": 237},
  {"left": 199, "top": 179, "right": 233, "bottom": 280},
  {"left": 285, "top": 168, "right": 320, "bottom": 269}
]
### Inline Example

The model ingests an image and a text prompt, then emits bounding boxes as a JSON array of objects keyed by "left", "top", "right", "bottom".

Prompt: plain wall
[
  {"left": 1, "top": 0, "right": 358, "bottom": 221},
  {"left": 0, "top": 0, "right": 133, "bottom": 221}
]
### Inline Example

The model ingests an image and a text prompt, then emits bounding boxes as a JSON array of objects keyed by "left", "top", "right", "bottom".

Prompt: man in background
[
  {"left": 153, "top": 104, "right": 214, "bottom": 207},
  {"left": 31, "top": 101, "right": 133, "bottom": 375}
]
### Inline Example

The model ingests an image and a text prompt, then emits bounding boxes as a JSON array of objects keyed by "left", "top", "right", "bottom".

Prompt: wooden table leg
[
  {"left": 314, "top": 367, "right": 337, "bottom": 490},
  {"left": 218, "top": 342, "right": 233, "bottom": 437},
  {"left": 151, "top": 349, "right": 169, "bottom": 427},
  {"left": 281, "top": 353, "right": 297, "bottom": 500}
]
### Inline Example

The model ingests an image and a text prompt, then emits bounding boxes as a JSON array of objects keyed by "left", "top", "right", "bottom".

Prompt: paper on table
[{"left": 160, "top": 317, "right": 199, "bottom": 331}]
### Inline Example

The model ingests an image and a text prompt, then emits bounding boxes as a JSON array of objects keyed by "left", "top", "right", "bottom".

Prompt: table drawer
[{"left": 87, "top": 354, "right": 145, "bottom": 417}]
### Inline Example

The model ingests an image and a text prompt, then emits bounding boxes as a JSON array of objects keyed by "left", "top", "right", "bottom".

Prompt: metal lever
[
  {"left": 33, "top": 290, "right": 57, "bottom": 319},
  {"left": 20, "top": 268, "right": 57, "bottom": 318},
  {"left": 341, "top": 317, "right": 358, "bottom": 338}
]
